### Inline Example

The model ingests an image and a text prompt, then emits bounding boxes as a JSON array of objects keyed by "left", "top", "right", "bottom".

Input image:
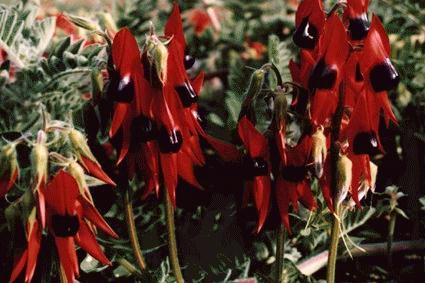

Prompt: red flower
[
  {"left": 293, "top": 0, "right": 325, "bottom": 50},
  {"left": 45, "top": 170, "right": 117, "bottom": 282},
  {"left": 343, "top": 0, "right": 370, "bottom": 40},
  {"left": 238, "top": 117, "right": 271, "bottom": 233},
  {"left": 187, "top": 8, "right": 213, "bottom": 36},
  {"left": 277, "top": 136, "right": 316, "bottom": 233}
]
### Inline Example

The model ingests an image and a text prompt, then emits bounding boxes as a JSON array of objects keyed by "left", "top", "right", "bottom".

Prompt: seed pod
[
  {"left": 311, "top": 127, "right": 327, "bottom": 178},
  {"left": 68, "top": 15, "right": 99, "bottom": 31},
  {"left": 336, "top": 154, "right": 352, "bottom": 206},
  {"left": 67, "top": 161, "right": 93, "bottom": 202}
]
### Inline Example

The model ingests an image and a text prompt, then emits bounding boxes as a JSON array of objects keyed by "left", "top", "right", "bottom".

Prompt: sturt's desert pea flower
[
  {"left": 293, "top": 0, "right": 325, "bottom": 50},
  {"left": 238, "top": 117, "right": 271, "bottom": 233},
  {"left": 343, "top": 0, "right": 370, "bottom": 40}
]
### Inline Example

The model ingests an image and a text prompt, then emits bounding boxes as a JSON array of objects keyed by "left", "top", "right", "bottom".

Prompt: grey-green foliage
[{"left": 0, "top": 1, "right": 55, "bottom": 68}]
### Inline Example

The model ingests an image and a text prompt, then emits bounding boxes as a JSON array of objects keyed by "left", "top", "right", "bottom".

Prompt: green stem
[
  {"left": 275, "top": 225, "right": 286, "bottom": 283},
  {"left": 123, "top": 189, "right": 153, "bottom": 282},
  {"left": 326, "top": 205, "right": 341, "bottom": 283},
  {"left": 163, "top": 187, "right": 184, "bottom": 283},
  {"left": 387, "top": 211, "right": 397, "bottom": 276}
]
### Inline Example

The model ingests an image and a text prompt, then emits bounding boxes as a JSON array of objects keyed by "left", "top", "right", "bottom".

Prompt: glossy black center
[
  {"left": 293, "top": 17, "right": 319, "bottom": 50},
  {"left": 51, "top": 214, "right": 80, "bottom": 237},
  {"left": 281, "top": 165, "right": 307, "bottom": 183},
  {"left": 175, "top": 81, "right": 198, "bottom": 107},
  {"left": 349, "top": 13, "right": 370, "bottom": 40},
  {"left": 308, "top": 58, "right": 337, "bottom": 91},
  {"left": 242, "top": 156, "right": 268, "bottom": 179},
  {"left": 353, "top": 131, "right": 380, "bottom": 155},
  {"left": 184, "top": 54, "right": 195, "bottom": 70},
  {"left": 107, "top": 70, "right": 134, "bottom": 103},
  {"left": 131, "top": 115, "right": 157, "bottom": 144},
  {"left": 158, "top": 128, "right": 183, "bottom": 153},
  {"left": 369, "top": 59, "right": 400, "bottom": 92}
]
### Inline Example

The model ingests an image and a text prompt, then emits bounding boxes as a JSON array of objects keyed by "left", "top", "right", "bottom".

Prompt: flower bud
[
  {"left": 246, "top": 69, "right": 265, "bottom": 99},
  {"left": 31, "top": 142, "right": 48, "bottom": 189},
  {"left": 68, "top": 128, "right": 97, "bottom": 163},
  {"left": 0, "top": 143, "right": 19, "bottom": 197},
  {"left": 97, "top": 12, "right": 117, "bottom": 35},
  {"left": 67, "top": 161, "right": 89, "bottom": 196},
  {"left": 68, "top": 15, "right": 99, "bottom": 31},
  {"left": 336, "top": 154, "right": 352, "bottom": 206},
  {"left": 145, "top": 35, "right": 169, "bottom": 85},
  {"left": 311, "top": 127, "right": 327, "bottom": 178}
]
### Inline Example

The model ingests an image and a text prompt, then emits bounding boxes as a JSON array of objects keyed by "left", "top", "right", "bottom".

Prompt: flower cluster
[
  {"left": 106, "top": 4, "right": 237, "bottom": 205},
  {"left": 1, "top": 120, "right": 117, "bottom": 283},
  {"left": 237, "top": 0, "right": 399, "bottom": 232}
]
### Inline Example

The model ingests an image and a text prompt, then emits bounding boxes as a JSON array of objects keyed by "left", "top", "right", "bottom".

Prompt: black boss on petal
[
  {"left": 353, "top": 132, "right": 380, "bottom": 155},
  {"left": 293, "top": 17, "right": 319, "bottom": 50},
  {"left": 51, "top": 214, "right": 80, "bottom": 237},
  {"left": 242, "top": 156, "right": 268, "bottom": 179},
  {"left": 281, "top": 165, "right": 307, "bottom": 183},
  {"left": 370, "top": 59, "right": 400, "bottom": 92},
  {"left": 158, "top": 128, "right": 183, "bottom": 153},
  {"left": 308, "top": 58, "right": 337, "bottom": 91},
  {"left": 184, "top": 54, "right": 195, "bottom": 70},
  {"left": 175, "top": 81, "right": 198, "bottom": 107},
  {"left": 131, "top": 115, "right": 157, "bottom": 145},
  {"left": 107, "top": 70, "right": 135, "bottom": 103},
  {"left": 349, "top": 13, "right": 370, "bottom": 40}
]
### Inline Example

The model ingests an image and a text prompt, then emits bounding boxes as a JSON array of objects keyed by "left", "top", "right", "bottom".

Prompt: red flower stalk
[{"left": 238, "top": 116, "right": 271, "bottom": 233}]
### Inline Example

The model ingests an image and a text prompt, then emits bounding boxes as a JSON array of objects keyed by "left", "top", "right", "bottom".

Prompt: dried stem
[
  {"left": 387, "top": 211, "right": 397, "bottom": 277},
  {"left": 163, "top": 186, "right": 184, "bottom": 283}
]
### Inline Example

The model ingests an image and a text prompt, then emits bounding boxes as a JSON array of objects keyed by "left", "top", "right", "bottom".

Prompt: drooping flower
[
  {"left": 43, "top": 170, "right": 117, "bottom": 283},
  {"left": 293, "top": 0, "right": 325, "bottom": 50},
  {"left": 238, "top": 116, "right": 271, "bottom": 233}
]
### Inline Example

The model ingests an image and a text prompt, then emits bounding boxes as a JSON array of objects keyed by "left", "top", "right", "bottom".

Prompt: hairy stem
[
  {"left": 123, "top": 189, "right": 153, "bottom": 282},
  {"left": 275, "top": 225, "right": 286, "bottom": 283},
  {"left": 163, "top": 187, "right": 184, "bottom": 283},
  {"left": 326, "top": 82, "right": 346, "bottom": 283}
]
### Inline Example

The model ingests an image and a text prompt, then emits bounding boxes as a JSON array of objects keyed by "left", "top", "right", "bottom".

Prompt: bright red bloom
[
  {"left": 187, "top": 8, "right": 213, "bottom": 36},
  {"left": 277, "top": 136, "right": 316, "bottom": 233},
  {"left": 293, "top": 0, "right": 325, "bottom": 50},
  {"left": 238, "top": 117, "right": 271, "bottom": 233}
]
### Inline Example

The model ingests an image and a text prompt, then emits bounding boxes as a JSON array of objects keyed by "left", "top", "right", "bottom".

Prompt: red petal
[
  {"left": 0, "top": 169, "right": 18, "bottom": 198},
  {"left": 76, "top": 221, "right": 111, "bottom": 265},
  {"left": 319, "top": 159, "right": 334, "bottom": 212},
  {"left": 25, "top": 221, "right": 41, "bottom": 283},
  {"left": 275, "top": 177, "right": 291, "bottom": 233},
  {"left": 237, "top": 116, "right": 267, "bottom": 158},
  {"left": 112, "top": 28, "right": 140, "bottom": 76},
  {"left": 9, "top": 250, "right": 27, "bottom": 283},
  {"left": 295, "top": 0, "right": 325, "bottom": 33},
  {"left": 177, "top": 151, "right": 202, "bottom": 189},
  {"left": 55, "top": 237, "right": 79, "bottom": 282},
  {"left": 165, "top": 3, "right": 186, "bottom": 50},
  {"left": 81, "top": 156, "right": 116, "bottom": 186},
  {"left": 160, "top": 153, "right": 178, "bottom": 207},
  {"left": 45, "top": 170, "right": 80, "bottom": 215},
  {"left": 191, "top": 71, "right": 205, "bottom": 96},
  {"left": 344, "top": 0, "right": 369, "bottom": 19},
  {"left": 36, "top": 178, "right": 46, "bottom": 229},
  {"left": 297, "top": 182, "right": 316, "bottom": 210},
  {"left": 116, "top": 117, "right": 132, "bottom": 165},
  {"left": 109, "top": 103, "right": 129, "bottom": 138},
  {"left": 79, "top": 196, "right": 118, "bottom": 238},
  {"left": 254, "top": 176, "right": 270, "bottom": 233},
  {"left": 310, "top": 89, "right": 338, "bottom": 127}
]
